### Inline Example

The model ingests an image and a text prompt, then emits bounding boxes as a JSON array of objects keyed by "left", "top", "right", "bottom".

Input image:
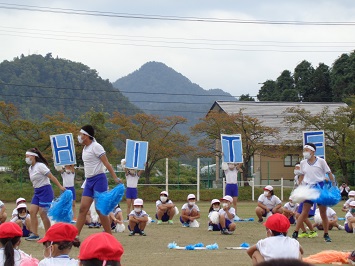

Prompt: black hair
[
  {"left": 208, "top": 202, "right": 220, "bottom": 213},
  {"left": 81, "top": 259, "right": 120, "bottom": 266},
  {"left": 270, "top": 229, "right": 287, "bottom": 237},
  {"left": 27, "top": 147, "right": 49, "bottom": 167},
  {"left": 81, "top": 125, "right": 95, "bottom": 140},
  {"left": 0, "top": 236, "right": 21, "bottom": 266},
  {"left": 304, "top": 142, "right": 316, "bottom": 151},
  {"left": 43, "top": 239, "right": 81, "bottom": 250}
]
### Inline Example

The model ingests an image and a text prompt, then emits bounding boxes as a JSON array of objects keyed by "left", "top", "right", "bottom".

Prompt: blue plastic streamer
[
  {"left": 206, "top": 243, "right": 219, "bottom": 250},
  {"left": 48, "top": 190, "right": 73, "bottom": 223},
  {"left": 240, "top": 242, "right": 250, "bottom": 248},
  {"left": 314, "top": 183, "right": 341, "bottom": 206},
  {"left": 167, "top": 242, "right": 178, "bottom": 249},
  {"left": 185, "top": 245, "right": 195, "bottom": 250},
  {"left": 94, "top": 184, "right": 126, "bottom": 216},
  {"left": 193, "top": 243, "right": 204, "bottom": 248}
]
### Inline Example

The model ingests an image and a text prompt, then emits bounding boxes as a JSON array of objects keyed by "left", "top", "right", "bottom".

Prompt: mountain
[
  {"left": 0, "top": 53, "right": 141, "bottom": 120},
  {"left": 113, "top": 61, "right": 236, "bottom": 136}
]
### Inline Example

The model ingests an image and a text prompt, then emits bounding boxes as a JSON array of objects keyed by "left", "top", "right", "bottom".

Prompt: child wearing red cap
[
  {"left": 79, "top": 232, "right": 124, "bottom": 266},
  {"left": 0, "top": 222, "right": 39, "bottom": 265},
  {"left": 128, "top": 198, "right": 148, "bottom": 236},
  {"left": 38, "top": 223, "right": 80, "bottom": 266},
  {"left": 247, "top": 213, "right": 303, "bottom": 265}
]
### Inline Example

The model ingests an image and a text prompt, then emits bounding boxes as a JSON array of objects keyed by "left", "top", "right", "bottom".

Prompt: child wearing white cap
[
  {"left": 11, "top": 198, "right": 26, "bottom": 218},
  {"left": 342, "top": 191, "right": 355, "bottom": 212},
  {"left": 180, "top": 194, "right": 200, "bottom": 227},
  {"left": 255, "top": 185, "right": 282, "bottom": 223},
  {"left": 128, "top": 198, "right": 148, "bottom": 236},
  {"left": 208, "top": 199, "right": 220, "bottom": 231},
  {"left": 283, "top": 198, "right": 299, "bottom": 225},
  {"left": 219, "top": 196, "right": 236, "bottom": 235},
  {"left": 344, "top": 201, "right": 355, "bottom": 233},
  {"left": 10, "top": 203, "right": 32, "bottom": 237},
  {"left": 156, "top": 191, "right": 176, "bottom": 225}
]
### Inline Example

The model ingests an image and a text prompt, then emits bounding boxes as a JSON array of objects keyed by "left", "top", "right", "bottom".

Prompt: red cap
[
  {"left": 0, "top": 222, "right": 23, "bottom": 238},
  {"left": 38, "top": 223, "right": 78, "bottom": 243},
  {"left": 79, "top": 232, "right": 124, "bottom": 262},
  {"left": 264, "top": 213, "right": 290, "bottom": 233}
]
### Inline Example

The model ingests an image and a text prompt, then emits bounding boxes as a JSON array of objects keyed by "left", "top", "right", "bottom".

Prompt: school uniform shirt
[
  {"left": 283, "top": 202, "right": 299, "bottom": 213},
  {"left": 181, "top": 203, "right": 200, "bottom": 215},
  {"left": 129, "top": 209, "right": 148, "bottom": 219},
  {"left": 61, "top": 171, "right": 75, "bottom": 187},
  {"left": 28, "top": 162, "right": 51, "bottom": 188},
  {"left": 300, "top": 157, "right": 331, "bottom": 185},
  {"left": 156, "top": 199, "right": 174, "bottom": 211},
  {"left": 224, "top": 168, "right": 238, "bottom": 184},
  {"left": 343, "top": 198, "right": 354, "bottom": 209},
  {"left": 314, "top": 207, "right": 337, "bottom": 221},
  {"left": 257, "top": 194, "right": 282, "bottom": 210},
  {"left": 256, "top": 235, "right": 301, "bottom": 261},
  {"left": 344, "top": 211, "right": 355, "bottom": 225},
  {"left": 113, "top": 207, "right": 122, "bottom": 216},
  {"left": 126, "top": 174, "right": 139, "bottom": 188},
  {"left": 10, "top": 213, "right": 30, "bottom": 224},
  {"left": 218, "top": 207, "right": 236, "bottom": 222},
  {"left": 39, "top": 256, "right": 78, "bottom": 266},
  {"left": 82, "top": 141, "right": 106, "bottom": 178}
]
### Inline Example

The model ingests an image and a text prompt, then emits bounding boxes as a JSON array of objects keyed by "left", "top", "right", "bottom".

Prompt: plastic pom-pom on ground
[
  {"left": 94, "top": 183, "right": 125, "bottom": 215},
  {"left": 48, "top": 190, "right": 73, "bottom": 223}
]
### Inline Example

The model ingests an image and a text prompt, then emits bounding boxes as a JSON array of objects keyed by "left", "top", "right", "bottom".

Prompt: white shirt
[
  {"left": 129, "top": 209, "right": 148, "bottom": 218},
  {"left": 258, "top": 194, "right": 282, "bottom": 210},
  {"left": 256, "top": 235, "right": 301, "bottom": 261},
  {"left": 345, "top": 211, "right": 355, "bottom": 225},
  {"left": 218, "top": 207, "right": 235, "bottom": 222},
  {"left": 283, "top": 202, "right": 299, "bottom": 213},
  {"left": 156, "top": 199, "right": 174, "bottom": 211},
  {"left": 300, "top": 157, "right": 331, "bottom": 185},
  {"left": 39, "top": 257, "right": 79, "bottom": 266},
  {"left": 10, "top": 213, "right": 30, "bottom": 224},
  {"left": 126, "top": 174, "right": 139, "bottom": 188},
  {"left": 82, "top": 141, "right": 106, "bottom": 178},
  {"left": 224, "top": 168, "right": 238, "bottom": 184},
  {"left": 181, "top": 203, "right": 200, "bottom": 214},
  {"left": 343, "top": 198, "right": 355, "bottom": 208},
  {"left": 61, "top": 171, "right": 75, "bottom": 187},
  {"left": 0, "top": 249, "right": 34, "bottom": 266},
  {"left": 113, "top": 207, "right": 122, "bottom": 216},
  {"left": 314, "top": 207, "right": 336, "bottom": 221},
  {"left": 28, "top": 162, "right": 51, "bottom": 188}
]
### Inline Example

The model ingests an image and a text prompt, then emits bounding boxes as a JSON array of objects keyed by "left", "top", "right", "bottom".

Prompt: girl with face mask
[
  {"left": 344, "top": 201, "right": 355, "bottom": 234},
  {"left": 128, "top": 199, "right": 148, "bottom": 236},
  {"left": 59, "top": 165, "right": 77, "bottom": 222},
  {"left": 180, "top": 194, "right": 201, "bottom": 227},
  {"left": 219, "top": 196, "right": 237, "bottom": 235},
  {"left": 38, "top": 223, "right": 80, "bottom": 266},
  {"left": 124, "top": 166, "right": 145, "bottom": 221},
  {"left": 10, "top": 203, "right": 32, "bottom": 237},
  {"left": 208, "top": 199, "right": 221, "bottom": 231},
  {"left": 255, "top": 185, "right": 283, "bottom": 223},
  {"left": 283, "top": 198, "right": 299, "bottom": 225},
  {"left": 342, "top": 190, "right": 355, "bottom": 212},
  {"left": 156, "top": 191, "right": 176, "bottom": 225}
]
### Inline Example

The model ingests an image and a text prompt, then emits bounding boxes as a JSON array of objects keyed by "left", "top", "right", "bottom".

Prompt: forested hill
[
  {"left": 113, "top": 61, "right": 236, "bottom": 134},
  {"left": 0, "top": 54, "right": 141, "bottom": 120}
]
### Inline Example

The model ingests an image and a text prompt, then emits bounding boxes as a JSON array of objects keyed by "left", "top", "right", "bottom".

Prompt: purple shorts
[
  {"left": 345, "top": 223, "right": 353, "bottom": 233},
  {"left": 156, "top": 212, "right": 169, "bottom": 222},
  {"left": 31, "top": 185, "right": 54, "bottom": 208},
  {"left": 83, "top": 173, "right": 108, "bottom": 198},
  {"left": 22, "top": 225, "right": 31, "bottom": 237},
  {"left": 128, "top": 223, "right": 141, "bottom": 233},
  {"left": 219, "top": 219, "right": 232, "bottom": 229},
  {"left": 65, "top": 186, "right": 76, "bottom": 201},
  {"left": 225, "top": 184, "right": 239, "bottom": 197},
  {"left": 297, "top": 202, "right": 317, "bottom": 217},
  {"left": 126, "top": 187, "right": 138, "bottom": 199},
  {"left": 208, "top": 222, "right": 221, "bottom": 231}
]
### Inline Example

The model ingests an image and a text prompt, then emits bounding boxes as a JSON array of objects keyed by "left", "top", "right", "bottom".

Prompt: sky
[{"left": 0, "top": 0, "right": 354, "bottom": 98}]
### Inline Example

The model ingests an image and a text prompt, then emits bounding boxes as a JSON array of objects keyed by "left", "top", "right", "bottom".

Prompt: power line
[{"left": 0, "top": 3, "right": 355, "bottom": 26}]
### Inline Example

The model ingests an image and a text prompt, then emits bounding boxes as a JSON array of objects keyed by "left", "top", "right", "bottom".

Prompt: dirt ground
[{"left": 4, "top": 200, "right": 354, "bottom": 266}]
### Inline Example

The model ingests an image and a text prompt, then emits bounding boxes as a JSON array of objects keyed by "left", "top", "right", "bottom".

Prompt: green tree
[
  {"left": 311, "top": 63, "right": 332, "bottom": 102},
  {"left": 239, "top": 94, "right": 255, "bottom": 101},
  {"left": 257, "top": 80, "right": 278, "bottom": 101},
  {"left": 294, "top": 60, "right": 314, "bottom": 101}
]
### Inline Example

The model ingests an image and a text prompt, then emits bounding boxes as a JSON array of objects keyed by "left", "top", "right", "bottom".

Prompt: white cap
[
  {"left": 16, "top": 198, "right": 26, "bottom": 205},
  {"left": 349, "top": 200, "right": 355, "bottom": 207},
  {"left": 211, "top": 199, "right": 220, "bottom": 205},
  {"left": 349, "top": 191, "right": 355, "bottom": 197},
  {"left": 264, "top": 185, "right": 274, "bottom": 191},
  {"left": 133, "top": 198, "right": 143, "bottom": 206},
  {"left": 220, "top": 195, "right": 233, "bottom": 203},
  {"left": 187, "top": 194, "right": 196, "bottom": 200},
  {"left": 160, "top": 191, "right": 169, "bottom": 196},
  {"left": 16, "top": 203, "right": 27, "bottom": 209}
]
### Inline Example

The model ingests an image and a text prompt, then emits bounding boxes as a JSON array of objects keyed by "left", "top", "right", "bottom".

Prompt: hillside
[
  {"left": 0, "top": 53, "right": 141, "bottom": 120},
  {"left": 113, "top": 61, "right": 236, "bottom": 135}
]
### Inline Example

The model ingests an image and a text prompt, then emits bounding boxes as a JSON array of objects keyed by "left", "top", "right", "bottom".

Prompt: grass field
[{"left": 4, "top": 200, "right": 354, "bottom": 266}]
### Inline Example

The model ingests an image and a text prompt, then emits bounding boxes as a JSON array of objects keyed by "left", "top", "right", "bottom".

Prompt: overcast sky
[{"left": 0, "top": 1, "right": 354, "bottom": 98}]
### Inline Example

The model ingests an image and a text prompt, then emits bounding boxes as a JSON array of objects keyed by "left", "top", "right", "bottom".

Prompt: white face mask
[
  {"left": 188, "top": 201, "right": 195, "bottom": 206},
  {"left": 303, "top": 152, "right": 311, "bottom": 159},
  {"left": 25, "top": 157, "right": 32, "bottom": 165},
  {"left": 43, "top": 242, "right": 53, "bottom": 258},
  {"left": 222, "top": 203, "right": 229, "bottom": 208},
  {"left": 160, "top": 196, "right": 167, "bottom": 202},
  {"left": 289, "top": 202, "right": 295, "bottom": 207},
  {"left": 264, "top": 191, "right": 270, "bottom": 196},
  {"left": 213, "top": 207, "right": 220, "bottom": 211},
  {"left": 19, "top": 213, "right": 27, "bottom": 219},
  {"left": 134, "top": 207, "right": 142, "bottom": 212},
  {"left": 349, "top": 197, "right": 355, "bottom": 201},
  {"left": 77, "top": 135, "right": 84, "bottom": 144},
  {"left": 294, "top": 170, "right": 302, "bottom": 175}
]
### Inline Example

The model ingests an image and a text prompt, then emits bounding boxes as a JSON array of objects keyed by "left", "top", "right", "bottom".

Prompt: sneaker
[
  {"left": 139, "top": 230, "right": 147, "bottom": 236},
  {"left": 129, "top": 231, "right": 135, "bottom": 236},
  {"left": 182, "top": 222, "right": 190, "bottom": 227},
  {"left": 258, "top": 218, "right": 263, "bottom": 223},
  {"left": 308, "top": 231, "right": 318, "bottom": 238},
  {"left": 208, "top": 225, "right": 213, "bottom": 231},
  {"left": 298, "top": 232, "right": 309, "bottom": 238},
  {"left": 88, "top": 223, "right": 95, "bottom": 228},
  {"left": 157, "top": 220, "right": 163, "bottom": 225},
  {"left": 221, "top": 228, "right": 231, "bottom": 235},
  {"left": 324, "top": 233, "right": 332, "bottom": 242},
  {"left": 292, "top": 231, "right": 298, "bottom": 239},
  {"left": 95, "top": 223, "right": 101, "bottom": 228},
  {"left": 168, "top": 220, "right": 174, "bottom": 225},
  {"left": 25, "top": 234, "right": 40, "bottom": 241},
  {"left": 338, "top": 225, "right": 345, "bottom": 230}
]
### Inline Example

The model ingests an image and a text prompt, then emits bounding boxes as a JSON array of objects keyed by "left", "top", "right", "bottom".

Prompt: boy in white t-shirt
[
  {"left": 283, "top": 197, "right": 299, "bottom": 225},
  {"left": 128, "top": 198, "right": 148, "bottom": 236},
  {"left": 156, "top": 191, "right": 176, "bottom": 225},
  {"left": 255, "top": 185, "right": 283, "bottom": 223},
  {"left": 125, "top": 167, "right": 144, "bottom": 219},
  {"left": 313, "top": 207, "right": 344, "bottom": 230},
  {"left": 218, "top": 195, "right": 236, "bottom": 235},
  {"left": 247, "top": 213, "right": 304, "bottom": 265},
  {"left": 180, "top": 194, "right": 200, "bottom": 227}
]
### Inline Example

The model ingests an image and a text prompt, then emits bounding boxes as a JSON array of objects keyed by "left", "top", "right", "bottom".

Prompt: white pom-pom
[
  {"left": 115, "top": 223, "right": 125, "bottom": 233},
  {"left": 290, "top": 185, "right": 320, "bottom": 203},
  {"left": 147, "top": 216, "right": 152, "bottom": 225},
  {"left": 221, "top": 162, "right": 228, "bottom": 171},
  {"left": 314, "top": 214, "right": 322, "bottom": 225},
  {"left": 174, "top": 206, "right": 179, "bottom": 215},
  {"left": 190, "top": 220, "right": 200, "bottom": 228},
  {"left": 210, "top": 212, "right": 220, "bottom": 224}
]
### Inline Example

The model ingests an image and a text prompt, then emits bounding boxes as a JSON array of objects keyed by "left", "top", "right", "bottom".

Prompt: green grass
[{"left": 3, "top": 200, "right": 354, "bottom": 266}]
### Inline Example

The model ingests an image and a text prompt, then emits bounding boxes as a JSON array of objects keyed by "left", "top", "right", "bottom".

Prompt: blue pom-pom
[
  {"left": 185, "top": 245, "right": 195, "bottom": 250},
  {"left": 248, "top": 218, "right": 254, "bottom": 221},
  {"left": 194, "top": 243, "right": 204, "bottom": 247},
  {"left": 167, "top": 242, "right": 177, "bottom": 249},
  {"left": 94, "top": 184, "right": 125, "bottom": 215},
  {"left": 240, "top": 242, "right": 250, "bottom": 248},
  {"left": 315, "top": 183, "right": 341, "bottom": 206},
  {"left": 206, "top": 243, "right": 219, "bottom": 250},
  {"left": 48, "top": 190, "right": 73, "bottom": 223}
]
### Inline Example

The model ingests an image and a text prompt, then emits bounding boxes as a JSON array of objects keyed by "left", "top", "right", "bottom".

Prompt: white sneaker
[
  {"left": 208, "top": 225, "right": 213, "bottom": 231},
  {"left": 338, "top": 225, "right": 345, "bottom": 230}
]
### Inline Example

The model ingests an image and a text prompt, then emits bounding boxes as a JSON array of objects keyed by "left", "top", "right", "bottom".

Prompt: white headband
[
  {"left": 80, "top": 129, "right": 93, "bottom": 138},
  {"left": 303, "top": 145, "right": 315, "bottom": 152},
  {"left": 26, "top": 151, "right": 38, "bottom": 157}
]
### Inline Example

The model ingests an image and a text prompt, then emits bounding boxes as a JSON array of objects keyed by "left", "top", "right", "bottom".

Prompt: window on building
[{"left": 284, "top": 154, "right": 300, "bottom": 167}]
